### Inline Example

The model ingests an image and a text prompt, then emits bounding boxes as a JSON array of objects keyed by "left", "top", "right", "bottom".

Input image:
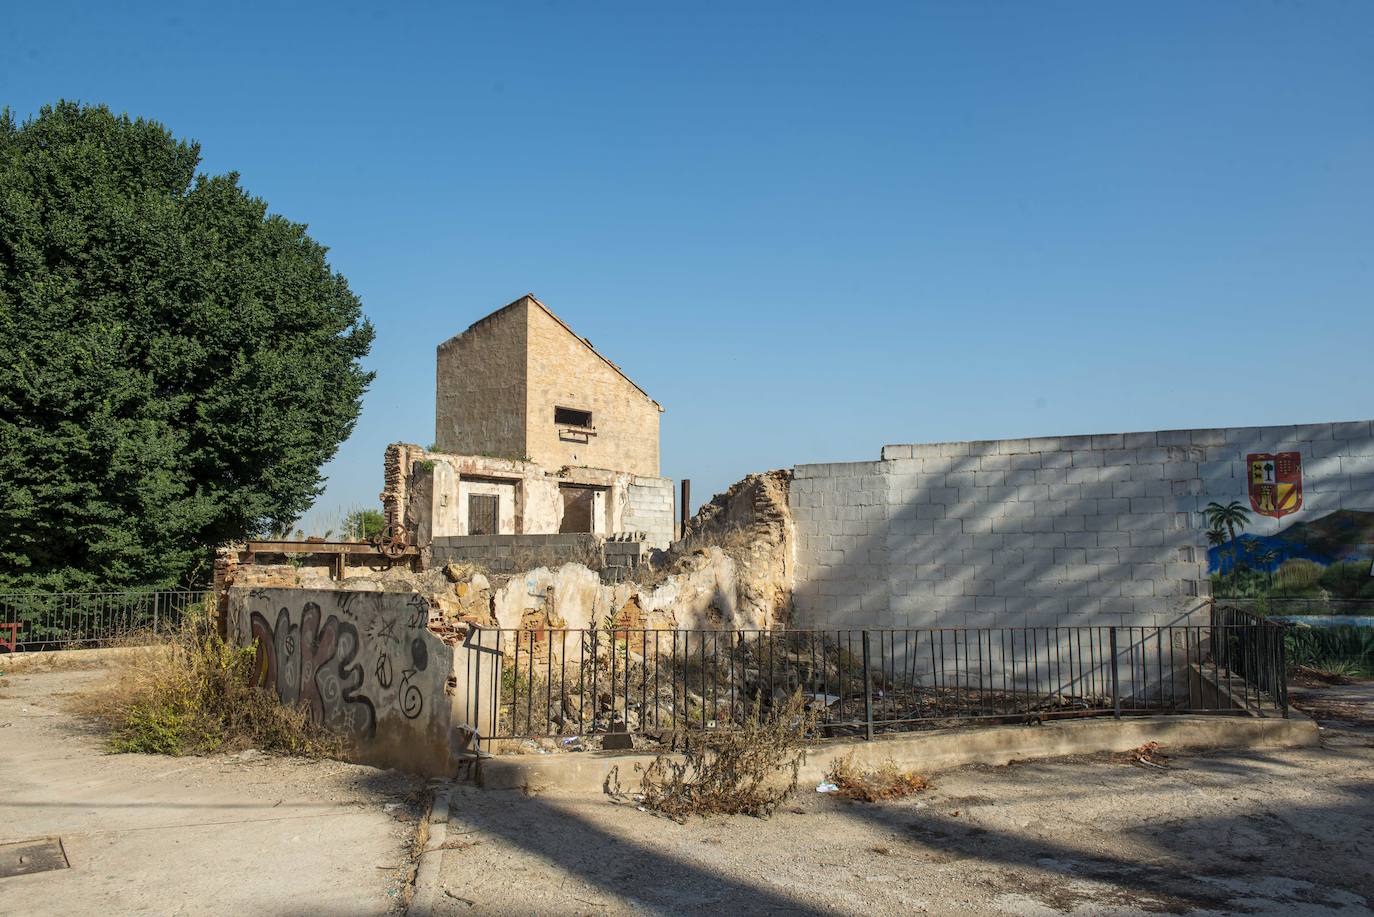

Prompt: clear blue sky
[{"left": 6, "top": 2, "right": 1372, "bottom": 529}]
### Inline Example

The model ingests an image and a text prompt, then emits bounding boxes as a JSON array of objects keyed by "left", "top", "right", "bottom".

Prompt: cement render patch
[{"left": 476, "top": 714, "right": 1318, "bottom": 795}]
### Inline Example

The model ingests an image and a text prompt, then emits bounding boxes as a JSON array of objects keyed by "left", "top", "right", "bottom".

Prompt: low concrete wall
[
  {"left": 227, "top": 587, "right": 495, "bottom": 777},
  {"left": 478, "top": 713, "right": 1318, "bottom": 794},
  {"left": 431, "top": 534, "right": 600, "bottom": 575}
]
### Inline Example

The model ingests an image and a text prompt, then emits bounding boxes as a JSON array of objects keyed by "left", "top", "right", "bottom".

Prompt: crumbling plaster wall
[
  {"left": 386, "top": 444, "right": 674, "bottom": 549},
  {"left": 684, "top": 470, "right": 796, "bottom": 628},
  {"left": 790, "top": 420, "right": 1374, "bottom": 631}
]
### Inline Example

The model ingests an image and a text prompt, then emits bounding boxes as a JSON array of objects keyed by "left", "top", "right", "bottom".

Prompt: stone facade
[
  {"left": 791, "top": 420, "right": 1374, "bottom": 630},
  {"left": 434, "top": 295, "right": 662, "bottom": 476},
  {"left": 434, "top": 301, "right": 527, "bottom": 461},
  {"left": 415, "top": 295, "right": 671, "bottom": 550}
]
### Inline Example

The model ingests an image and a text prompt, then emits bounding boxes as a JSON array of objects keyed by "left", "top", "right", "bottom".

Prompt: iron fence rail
[
  {"left": 0, "top": 590, "right": 207, "bottom": 651},
  {"left": 469, "top": 617, "right": 1288, "bottom": 745}
]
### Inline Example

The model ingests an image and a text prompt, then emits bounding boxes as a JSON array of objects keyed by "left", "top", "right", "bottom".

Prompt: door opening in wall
[
  {"left": 468, "top": 494, "right": 499, "bottom": 536},
  {"left": 559, "top": 486, "right": 594, "bottom": 533}
]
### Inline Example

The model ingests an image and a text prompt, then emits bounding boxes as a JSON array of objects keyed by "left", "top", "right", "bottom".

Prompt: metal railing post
[
  {"left": 862, "top": 630, "right": 874, "bottom": 741},
  {"left": 1109, "top": 627, "right": 1120, "bottom": 719},
  {"left": 1278, "top": 624, "right": 1289, "bottom": 718}
]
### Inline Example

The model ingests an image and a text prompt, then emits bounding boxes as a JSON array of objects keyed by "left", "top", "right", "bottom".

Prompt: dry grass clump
[
  {"left": 637, "top": 692, "right": 815, "bottom": 821},
  {"left": 1118, "top": 741, "right": 1170, "bottom": 769},
  {"left": 72, "top": 607, "right": 341, "bottom": 758},
  {"left": 826, "top": 755, "right": 931, "bottom": 802}
]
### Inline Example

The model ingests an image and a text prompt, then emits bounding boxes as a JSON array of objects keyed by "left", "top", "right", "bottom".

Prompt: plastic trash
[{"left": 816, "top": 781, "right": 839, "bottom": 794}]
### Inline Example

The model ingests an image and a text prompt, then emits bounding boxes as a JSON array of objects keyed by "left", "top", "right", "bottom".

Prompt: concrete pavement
[{"left": 0, "top": 667, "right": 424, "bottom": 916}]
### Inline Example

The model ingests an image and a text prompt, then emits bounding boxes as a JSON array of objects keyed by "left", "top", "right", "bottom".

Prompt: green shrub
[{"left": 75, "top": 606, "right": 342, "bottom": 757}]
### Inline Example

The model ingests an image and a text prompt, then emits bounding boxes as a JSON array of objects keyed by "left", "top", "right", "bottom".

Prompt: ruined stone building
[{"left": 383, "top": 295, "right": 676, "bottom": 562}]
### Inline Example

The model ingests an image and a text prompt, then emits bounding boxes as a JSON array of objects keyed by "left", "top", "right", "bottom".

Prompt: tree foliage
[
  {"left": 343, "top": 508, "right": 385, "bottom": 542},
  {"left": 0, "top": 102, "right": 374, "bottom": 590}
]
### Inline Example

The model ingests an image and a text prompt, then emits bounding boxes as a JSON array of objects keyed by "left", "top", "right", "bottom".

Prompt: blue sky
[{"left": 5, "top": 1, "right": 1372, "bottom": 528}]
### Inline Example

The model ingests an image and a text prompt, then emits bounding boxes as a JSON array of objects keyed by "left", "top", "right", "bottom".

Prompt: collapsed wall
[
  {"left": 682, "top": 470, "right": 796, "bottom": 628},
  {"left": 217, "top": 469, "right": 800, "bottom": 768}
]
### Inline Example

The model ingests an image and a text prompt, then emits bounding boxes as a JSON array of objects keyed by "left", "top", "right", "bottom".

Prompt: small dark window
[
  {"left": 555, "top": 406, "right": 593, "bottom": 428},
  {"left": 468, "top": 494, "right": 499, "bottom": 535}
]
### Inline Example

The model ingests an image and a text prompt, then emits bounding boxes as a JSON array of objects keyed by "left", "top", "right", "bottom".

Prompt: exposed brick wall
[{"left": 790, "top": 420, "right": 1374, "bottom": 630}]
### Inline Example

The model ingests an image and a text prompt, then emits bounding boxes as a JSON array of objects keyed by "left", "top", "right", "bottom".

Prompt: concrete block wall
[
  {"left": 623, "top": 476, "right": 675, "bottom": 550},
  {"left": 604, "top": 538, "right": 649, "bottom": 582},
  {"left": 791, "top": 420, "right": 1374, "bottom": 633},
  {"left": 431, "top": 534, "right": 601, "bottom": 575}
]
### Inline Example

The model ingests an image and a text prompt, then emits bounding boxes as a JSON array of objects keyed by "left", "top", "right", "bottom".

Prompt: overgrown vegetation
[
  {"left": 74, "top": 606, "right": 341, "bottom": 757},
  {"left": 1212, "top": 561, "right": 1374, "bottom": 602},
  {"left": 0, "top": 102, "right": 374, "bottom": 591},
  {"left": 825, "top": 754, "right": 931, "bottom": 801},
  {"left": 636, "top": 692, "right": 815, "bottom": 821}
]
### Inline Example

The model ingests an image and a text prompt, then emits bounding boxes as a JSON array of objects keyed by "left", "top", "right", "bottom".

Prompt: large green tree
[{"left": 0, "top": 102, "right": 374, "bottom": 590}]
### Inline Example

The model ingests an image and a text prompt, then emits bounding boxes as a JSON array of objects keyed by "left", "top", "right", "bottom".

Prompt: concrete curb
[
  {"left": 407, "top": 783, "right": 452, "bottom": 917},
  {"left": 477, "top": 714, "right": 1319, "bottom": 795}
]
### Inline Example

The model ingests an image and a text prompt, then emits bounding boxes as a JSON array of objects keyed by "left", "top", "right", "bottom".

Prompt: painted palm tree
[
  {"left": 1254, "top": 547, "right": 1281, "bottom": 588},
  {"left": 1202, "top": 501, "right": 1251, "bottom": 572}
]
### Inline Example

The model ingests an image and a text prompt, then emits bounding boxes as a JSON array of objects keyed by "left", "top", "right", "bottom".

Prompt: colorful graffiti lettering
[{"left": 249, "top": 602, "right": 377, "bottom": 739}]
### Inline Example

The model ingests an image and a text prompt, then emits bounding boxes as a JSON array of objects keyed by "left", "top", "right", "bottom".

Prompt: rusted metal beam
[{"left": 243, "top": 540, "right": 417, "bottom": 557}]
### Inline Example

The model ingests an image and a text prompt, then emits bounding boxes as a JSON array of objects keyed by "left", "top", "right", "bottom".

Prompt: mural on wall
[
  {"left": 232, "top": 589, "right": 447, "bottom": 747},
  {"left": 1207, "top": 451, "right": 1374, "bottom": 601},
  {"left": 1247, "top": 452, "right": 1303, "bottom": 519}
]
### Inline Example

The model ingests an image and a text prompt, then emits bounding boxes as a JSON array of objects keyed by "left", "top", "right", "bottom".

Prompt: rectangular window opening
[{"left": 554, "top": 406, "right": 593, "bottom": 428}]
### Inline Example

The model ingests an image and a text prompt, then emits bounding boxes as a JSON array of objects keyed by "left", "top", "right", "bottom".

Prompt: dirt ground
[
  {"left": 0, "top": 666, "right": 426, "bottom": 916},
  {"left": 434, "top": 685, "right": 1374, "bottom": 916}
]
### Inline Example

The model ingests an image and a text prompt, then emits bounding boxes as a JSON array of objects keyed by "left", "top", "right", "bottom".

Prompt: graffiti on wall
[
  {"left": 249, "top": 603, "right": 377, "bottom": 739},
  {"left": 234, "top": 589, "right": 443, "bottom": 745},
  {"left": 1207, "top": 451, "right": 1374, "bottom": 601}
]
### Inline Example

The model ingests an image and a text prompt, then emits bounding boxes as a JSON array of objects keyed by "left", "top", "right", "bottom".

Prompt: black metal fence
[
  {"left": 0, "top": 591, "right": 207, "bottom": 652},
  {"left": 467, "top": 615, "right": 1288, "bottom": 746}
]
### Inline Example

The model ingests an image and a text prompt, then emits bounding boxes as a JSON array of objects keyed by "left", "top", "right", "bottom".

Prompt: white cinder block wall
[
  {"left": 790, "top": 420, "right": 1374, "bottom": 631},
  {"left": 624, "top": 476, "right": 675, "bottom": 550}
]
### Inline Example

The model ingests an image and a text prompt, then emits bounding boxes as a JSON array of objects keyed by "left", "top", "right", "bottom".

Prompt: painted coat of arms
[{"left": 1247, "top": 451, "right": 1303, "bottom": 519}]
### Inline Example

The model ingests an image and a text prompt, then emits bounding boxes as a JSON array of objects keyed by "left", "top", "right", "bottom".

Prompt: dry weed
[
  {"left": 636, "top": 692, "right": 815, "bottom": 821},
  {"left": 826, "top": 755, "right": 931, "bottom": 802},
  {"left": 1118, "top": 741, "right": 1170, "bottom": 769},
  {"left": 71, "top": 607, "right": 341, "bottom": 758}
]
